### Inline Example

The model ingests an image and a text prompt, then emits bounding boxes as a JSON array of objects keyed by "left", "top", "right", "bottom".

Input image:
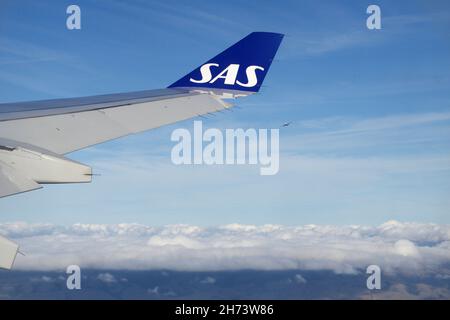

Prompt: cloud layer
[{"left": 1, "top": 221, "right": 449, "bottom": 275}]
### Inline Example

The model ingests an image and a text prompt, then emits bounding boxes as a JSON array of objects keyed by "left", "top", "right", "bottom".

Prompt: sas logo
[{"left": 190, "top": 63, "right": 264, "bottom": 88}]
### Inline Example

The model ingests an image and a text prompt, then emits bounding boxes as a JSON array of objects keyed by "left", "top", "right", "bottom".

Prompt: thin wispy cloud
[
  {"left": 105, "top": 0, "right": 248, "bottom": 41},
  {"left": 0, "top": 37, "right": 71, "bottom": 65},
  {"left": 282, "top": 12, "right": 450, "bottom": 57},
  {"left": 284, "top": 111, "right": 450, "bottom": 155}
]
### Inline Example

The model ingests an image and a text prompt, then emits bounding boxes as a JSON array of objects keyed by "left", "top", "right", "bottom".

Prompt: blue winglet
[{"left": 169, "top": 32, "right": 284, "bottom": 93}]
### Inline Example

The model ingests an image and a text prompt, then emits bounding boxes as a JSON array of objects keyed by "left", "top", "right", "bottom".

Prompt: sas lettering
[{"left": 190, "top": 63, "right": 264, "bottom": 88}]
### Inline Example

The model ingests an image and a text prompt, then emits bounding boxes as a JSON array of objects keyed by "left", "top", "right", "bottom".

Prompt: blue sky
[{"left": 0, "top": 0, "right": 449, "bottom": 226}]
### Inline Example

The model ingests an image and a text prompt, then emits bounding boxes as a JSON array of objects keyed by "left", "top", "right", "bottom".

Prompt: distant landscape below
[{"left": 1, "top": 269, "right": 449, "bottom": 300}]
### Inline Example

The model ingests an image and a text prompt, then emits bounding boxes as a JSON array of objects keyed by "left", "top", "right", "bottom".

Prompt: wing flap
[{"left": 0, "top": 162, "right": 42, "bottom": 198}]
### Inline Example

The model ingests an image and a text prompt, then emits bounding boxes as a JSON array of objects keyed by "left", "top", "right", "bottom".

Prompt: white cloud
[
  {"left": 147, "top": 286, "right": 159, "bottom": 295},
  {"left": 97, "top": 273, "right": 117, "bottom": 284},
  {"left": 394, "top": 240, "right": 420, "bottom": 257},
  {"left": 294, "top": 274, "right": 307, "bottom": 284},
  {"left": 1, "top": 221, "right": 449, "bottom": 275},
  {"left": 200, "top": 276, "right": 216, "bottom": 284},
  {"left": 30, "top": 275, "right": 56, "bottom": 283}
]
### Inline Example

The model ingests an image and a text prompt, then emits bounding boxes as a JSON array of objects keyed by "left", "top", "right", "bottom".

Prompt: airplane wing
[
  {"left": 0, "top": 89, "right": 229, "bottom": 155},
  {"left": 0, "top": 32, "right": 283, "bottom": 201}
]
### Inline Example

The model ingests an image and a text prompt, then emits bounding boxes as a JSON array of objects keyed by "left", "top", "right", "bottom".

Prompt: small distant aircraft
[
  {"left": 281, "top": 121, "right": 292, "bottom": 127},
  {"left": 0, "top": 32, "right": 284, "bottom": 269}
]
